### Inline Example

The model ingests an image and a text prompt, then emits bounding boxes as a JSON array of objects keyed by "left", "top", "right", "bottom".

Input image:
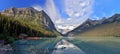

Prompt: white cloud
[
  {"left": 33, "top": 0, "right": 94, "bottom": 33},
  {"left": 67, "top": 18, "right": 72, "bottom": 20},
  {"left": 80, "top": 2, "right": 86, "bottom": 7},
  {"left": 74, "top": 13, "right": 80, "bottom": 17},
  {"left": 55, "top": 19, "right": 64, "bottom": 24},
  {"left": 93, "top": 15, "right": 100, "bottom": 20},
  {"left": 62, "top": 0, "right": 94, "bottom": 25},
  {"left": 33, "top": 0, "right": 63, "bottom": 24},
  {"left": 44, "top": 0, "right": 62, "bottom": 23},
  {"left": 57, "top": 25, "right": 75, "bottom": 30}
]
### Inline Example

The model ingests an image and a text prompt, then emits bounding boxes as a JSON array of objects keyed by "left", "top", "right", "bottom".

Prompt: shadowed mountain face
[{"left": 67, "top": 14, "right": 120, "bottom": 37}]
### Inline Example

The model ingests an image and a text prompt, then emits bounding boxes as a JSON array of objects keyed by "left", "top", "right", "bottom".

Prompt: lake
[{"left": 6, "top": 37, "right": 120, "bottom": 54}]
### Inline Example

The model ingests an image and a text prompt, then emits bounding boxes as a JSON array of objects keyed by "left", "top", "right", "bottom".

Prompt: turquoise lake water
[{"left": 6, "top": 37, "right": 120, "bottom": 54}]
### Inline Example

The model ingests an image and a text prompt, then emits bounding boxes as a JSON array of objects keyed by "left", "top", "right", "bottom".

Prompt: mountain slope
[
  {"left": 67, "top": 14, "right": 120, "bottom": 37},
  {"left": 78, "top": 22, "right": 120, "bottom": 37},
  {"left": 1, "top": 7, "right": 56, "bottom": 30},
  {"left": 0, "top": 7, "right": 61, "bottom": 43}
]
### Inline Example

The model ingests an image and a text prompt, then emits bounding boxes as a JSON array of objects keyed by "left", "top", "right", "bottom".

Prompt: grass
[{"left": 66, "top": 37, "right": 120, "bottom": 54}]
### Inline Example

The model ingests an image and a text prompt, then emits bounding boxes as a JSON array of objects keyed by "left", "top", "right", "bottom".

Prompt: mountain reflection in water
[{"left": 9, "top": 38, "right": 60, "bottom": 54}]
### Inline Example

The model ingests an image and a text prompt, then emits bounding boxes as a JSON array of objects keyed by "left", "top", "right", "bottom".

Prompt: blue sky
[
  {"left": 0, "top": 0, "right": 120, "bottom": 20},
  {"left": 92, "top": 0, "right": 120, "bottom": 20},
  {"left": 0, "top": 0, "right": 120, "bottom": 30},
  {"left": 0, "top": 0, "right": 46, "bottom": 10}
]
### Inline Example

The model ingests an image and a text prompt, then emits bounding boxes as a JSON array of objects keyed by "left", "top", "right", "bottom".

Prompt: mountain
[
  {"left": 0, "top": 7, "right": 60, "bottom": 43},
  {"left": 67, "top": 14, "right": 120, "bottom": 37},
  {"left": 56, "top": 25, "right": 76, "bottom": 34},
  {"left": 1, "top": 7, "right": 56, "bottom": 30}
]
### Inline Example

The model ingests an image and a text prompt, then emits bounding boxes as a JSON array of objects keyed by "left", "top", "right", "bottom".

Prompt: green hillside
[
  {"left": 0, "top": 14, "right": 58, "bottom": 44},
  {"left": 78, "top": 22, "right": 120, "bottom": 37}
]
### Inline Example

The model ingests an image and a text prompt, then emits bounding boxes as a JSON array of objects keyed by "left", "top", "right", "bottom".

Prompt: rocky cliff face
[
  {"left": 67, "top": 14, "right": 120, "bottom": 36},
  {"left": 103, "top": 14, "right": 120, "bottom": 23},
  {"left": 1, "top": 7, "right": 56, "bottom": 31}
]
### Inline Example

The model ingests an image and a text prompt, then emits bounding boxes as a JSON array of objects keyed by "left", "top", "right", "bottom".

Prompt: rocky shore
[{"left": 0, "top": 44, "right": 13, "bottom": 54}]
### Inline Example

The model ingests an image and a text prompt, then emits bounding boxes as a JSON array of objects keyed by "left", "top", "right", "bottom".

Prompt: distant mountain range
[
  {"left": 67, "top": 14, "right": 120, "bottom": 37},
  {"left": 56, "top": 25, "right": 76, "bottom": 34}
]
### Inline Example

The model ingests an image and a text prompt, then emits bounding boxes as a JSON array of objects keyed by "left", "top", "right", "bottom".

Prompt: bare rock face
[
  {"left": 1, "top": 7, "right": 41, "bottom": 18},
  {"left": 103, "top": 14, "right": 120, "bottom": 23},
  {"left": 66, "top": 18, "right": 105, "bottom": 36},
  {"left": 1, "top": 7, "right": 56, "bottom": 31}
]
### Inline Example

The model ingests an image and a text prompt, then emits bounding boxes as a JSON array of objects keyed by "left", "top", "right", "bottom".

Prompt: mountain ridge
[{"left": 66, "top": 14, "right": 120, "bottom": 37}]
